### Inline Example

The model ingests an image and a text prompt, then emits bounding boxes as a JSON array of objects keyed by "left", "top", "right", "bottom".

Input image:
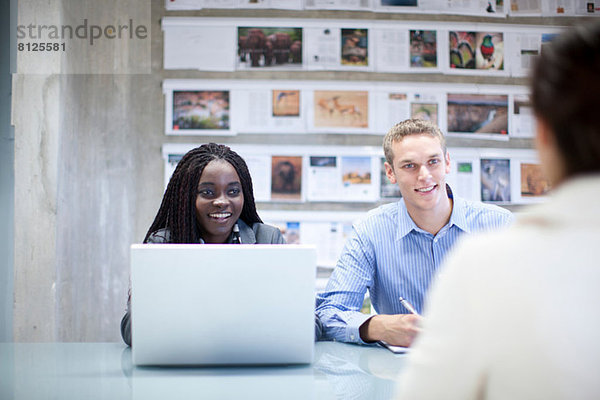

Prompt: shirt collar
[
  {"left": 396, "top": 184, "right": 469, "bottom": 238},
  {"left": 198, "top": 219, "right": 256, "bottom": 244},
  {"left": 397, "top": 199, "right": 419, "bottom": 239},
  {"left": 448, "top": 194, "right": 470, "bottom": 233}
]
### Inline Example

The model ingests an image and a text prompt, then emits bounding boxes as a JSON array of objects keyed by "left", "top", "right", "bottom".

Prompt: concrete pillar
[{"left": 13, "top": 0, "right": 151, "bottom": 341}]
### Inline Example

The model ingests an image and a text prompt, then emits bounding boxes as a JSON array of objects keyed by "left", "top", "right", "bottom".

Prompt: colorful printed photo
[
  {"left": 447, "top": 93, "right": 508, "bottom": 135},
  {"left": 314, "top": 90, "right": 368, "bottom": 128},
  {"left": 449, "top": 31, "right": 476, "bottom": 69},
  {"left": 310, "top": 156, "right": 336, "bottom": 167},
  {"left": 341, "top": 28, "right": 368, "bottom": 66},
  {"left": 272, "top": 90, "right": 300, "bottom": 117},
  {"left": 410, "top": 103, "right": 438, "bottom": 125},
  {"left": 449, "top": 31, "right": 504, "bottom": 70},
  {"left": 481, "top": 158, "right": 510, "bottom": 202},
  {"left": 342, "top": 156, "right": 372, "bottom": 185},
  {"left": 475, "top": 32, "right": 504, "bottom": 70},
  {"left": 520, "top": 163, "right": 550, "bottom": 197},
  {"left": 271, "top": 156, "right": 302, "bottom": 200},
  {"left": 172, "top": 90, "right": 229, "bottom": 130},
  {"left": 237, "top": 27, "right": 302, "bottom": 68},
  {"left": 410, "top": 30, "right": 437, "bottom": 68}
]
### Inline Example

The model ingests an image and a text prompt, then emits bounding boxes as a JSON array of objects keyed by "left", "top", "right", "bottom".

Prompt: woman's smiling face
[{"left": 195, "top": 160, "right": 244, "bottom": 244}]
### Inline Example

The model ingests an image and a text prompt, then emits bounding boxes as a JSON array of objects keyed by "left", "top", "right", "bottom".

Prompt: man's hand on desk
[{"left": 359, "top": 314, "right": 422, "bottom": 347}]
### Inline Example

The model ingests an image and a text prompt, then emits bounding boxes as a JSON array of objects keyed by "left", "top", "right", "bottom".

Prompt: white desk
[{"left": 1, "top": 341, "right": 408, "bottom": 399}]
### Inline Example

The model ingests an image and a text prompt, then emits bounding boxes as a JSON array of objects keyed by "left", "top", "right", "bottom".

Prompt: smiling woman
[{"left": 120, "top": 143, "right": 286, "bottom": 346}]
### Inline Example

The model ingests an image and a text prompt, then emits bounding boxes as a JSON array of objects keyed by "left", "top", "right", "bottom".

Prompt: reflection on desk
[{"left": 1, "top": 341, "right": 409, "bottom": 400}]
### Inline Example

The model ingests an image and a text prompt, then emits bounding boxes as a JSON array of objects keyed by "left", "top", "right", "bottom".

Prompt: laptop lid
[{"left": 130, "top": 244, "right": 317, "bottom": 366}]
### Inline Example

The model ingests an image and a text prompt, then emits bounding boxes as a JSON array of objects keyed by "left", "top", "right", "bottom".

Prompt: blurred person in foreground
[{"left": 396, "top": 22, "right": 600, "bottom": 400}]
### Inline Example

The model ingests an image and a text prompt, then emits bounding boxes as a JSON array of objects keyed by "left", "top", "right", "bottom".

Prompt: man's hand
[{"left": 359, "top": 314, "right": 422, "bottom": 347}]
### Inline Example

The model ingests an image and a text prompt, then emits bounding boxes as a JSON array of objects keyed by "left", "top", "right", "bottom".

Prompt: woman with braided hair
[{"left": 120, "top": 143, "right": 285, "bottom": 346}]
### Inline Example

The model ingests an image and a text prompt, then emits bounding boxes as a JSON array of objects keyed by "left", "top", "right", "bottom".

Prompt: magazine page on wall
[
  {"left": 235, "top": 0, "right": 303, "bottom": 9},
  {"left": 303, "top": 0, "right": 371, "bottom": 11},
  {"left": 373, "top": 85, "right": 444, "bottom": 133},
  {"left": 163, "top": 81, "right": 236, "bottom": 136},
  {"left": 233, "top": 85, "right": 306, "bottom": 134},
  {"left": 307, "top": 84, "right": 375, "bottom": 134},
  {"left": 162, "top": 20, "right": 236, "bottom": 71}
]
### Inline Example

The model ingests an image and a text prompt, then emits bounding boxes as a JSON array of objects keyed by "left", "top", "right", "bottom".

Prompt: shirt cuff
[{"left": 346, "top": 312, "right": 374, "bottom": 344}]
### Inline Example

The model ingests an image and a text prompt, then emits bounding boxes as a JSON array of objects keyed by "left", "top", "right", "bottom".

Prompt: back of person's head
[
  {"left": 531, "top": 22, "right": 600, "bottom": 177},
  {"left": 145, "top": 143, "right": 262, "bottom": 243},
  {"left": 383, "top": 119, "right": 446, "bottom": 165}
]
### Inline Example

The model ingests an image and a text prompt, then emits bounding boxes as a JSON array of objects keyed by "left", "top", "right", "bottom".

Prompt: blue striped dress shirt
[{"left": 316, "top": 190, "right": 514, "bottom": 344}]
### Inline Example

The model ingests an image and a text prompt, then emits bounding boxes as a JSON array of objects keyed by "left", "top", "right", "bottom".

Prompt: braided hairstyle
[{"left": 144, "top": 143, "right": 262, "bottom": 243}]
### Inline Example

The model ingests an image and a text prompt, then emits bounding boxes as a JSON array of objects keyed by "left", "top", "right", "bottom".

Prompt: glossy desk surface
[{"left": 1, "top": 341, "right": 408, "bottom": 399}]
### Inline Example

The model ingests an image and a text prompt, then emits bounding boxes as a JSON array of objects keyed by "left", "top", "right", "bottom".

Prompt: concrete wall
[{"left": 13, "top": 0, "right": 156, "bottom": 341}]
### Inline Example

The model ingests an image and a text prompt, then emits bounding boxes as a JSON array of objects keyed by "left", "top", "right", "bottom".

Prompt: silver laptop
[{"left": 130, "top": 244, "right": 317, "bottom": 366}]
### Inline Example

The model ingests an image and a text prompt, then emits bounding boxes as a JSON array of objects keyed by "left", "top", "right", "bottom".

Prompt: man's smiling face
[{"left": 384, "top": 134, "right": 451, "bottom": 215}]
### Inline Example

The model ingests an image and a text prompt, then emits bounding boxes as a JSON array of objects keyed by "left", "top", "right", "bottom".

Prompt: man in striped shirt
[{"left": 316, "top": 119, "right": 513, "bottom": 346}]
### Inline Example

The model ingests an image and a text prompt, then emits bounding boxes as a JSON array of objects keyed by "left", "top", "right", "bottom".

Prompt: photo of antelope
[{"left": 314, "top": 90, "right": 368, "bottom": 128}]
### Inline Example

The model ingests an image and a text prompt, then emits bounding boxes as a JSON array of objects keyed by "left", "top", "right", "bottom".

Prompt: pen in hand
[{"left": 399, "top": 297, "right": 421, "bottom": 317}]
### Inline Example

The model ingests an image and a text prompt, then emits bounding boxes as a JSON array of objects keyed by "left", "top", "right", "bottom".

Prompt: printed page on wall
[
  {"left": 507, "top": 0, "right": 542, "bottom": 16},
  {"left": 446, "top": 92, "right": 509, "bottom": 140},
  {"left": 373, "top": 0, "right": 433, "bottom": 13},
  {"left": 510, "top": 94, "right": 535, "bottom": 139},
  {"left": 236, "top": 26, "right": 304, "bottom": 71},
  {"left": 506, "top": 32, "right": 541, "bottom": 77},
  {"left": 374, "top": 89, "right": 443, "bottom": 133},
  {"left": 165, "top": 0, "right": 205, "bottom": 10},
  {"left": 233, "top": 87, "right": 306, "bottom": 133},
  {"left": 271, "top": 155, "right": 304, "bottom": 202},
  {"left": 306, "top": 156, "right": 342, "bottom": 202},
  {"left": 480, "top": 157, "right": 511, "bottom": 204},
  {"left": 165, "top": 89, "right": 235, "bottom": 136},
  {"left": 514, "top": 158, "right": 551, "bottom": 204},
  {"left": 445, "top": 30, "right": 508, "bottom": 76},
  {"left": 235, "top": 0, "right": 303, "bottom": 9},
  {"left": 445, "top": 147, "right": 480, "bottom": 202},
  {"left": 305, "top": 26, "right": 341, "bottom": 70},
  {"left": 203, "top": 0, "right": 236, "bottom": 8},
  {"left": 163, "top": 23, "right": 236, "bottom": 71},
  {"left": 443, "top": 0, "right": 507, "bottom": 17},
  {"left": 304, "top": 0, "right": 372, "bottom": 10},
  {"left": 340, "top": 28, "right": 372, "bottom": 71},
  {"left": 308, "top": 88, "right": 373, "bottom": 134},
  {"left": 340, "top": 156, "right": 379, "bottom": 202},
  {"left": 241, "top": 153, "right": 272, "bottom": 202}
]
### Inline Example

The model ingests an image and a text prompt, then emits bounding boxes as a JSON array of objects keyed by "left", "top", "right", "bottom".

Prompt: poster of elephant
[{"left": 237, "top": 26, "right": 303, "bottom": 69}]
